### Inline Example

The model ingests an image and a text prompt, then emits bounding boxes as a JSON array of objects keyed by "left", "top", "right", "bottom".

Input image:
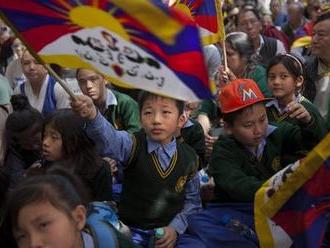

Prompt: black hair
[
  {"left": 1, "top": 168, "right": 87, "bottom": 246},
  {"left": 138, "top": 91, "right": 185, "bottom": 116},
  {"left": 267, "top": 54, "right": 304, "bottom": 79},
  {"left": 314, "top": 11, "right": 330, "bottom": 25},
  {"left": 5, "top": 95, "right": 43, "bottom": 151},
  {"left": 223, "top": 102, "right": 266, "bottom": 126},
  {"left": 267, "top": 54, "right": 305, "bottom": 93},
  {"left": 43, "top": 109, "right": 101, "bottom": 181},
  {"left": 226, "top": 32, "right": 260, "bottom": 75},
  {"left": 236, "top": 4, "right": 261, "bottom": 26}
]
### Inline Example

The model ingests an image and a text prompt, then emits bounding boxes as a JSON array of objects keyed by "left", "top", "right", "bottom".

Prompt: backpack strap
[{"left": 86, "top": 201, "right": 120, "bottom": 248}]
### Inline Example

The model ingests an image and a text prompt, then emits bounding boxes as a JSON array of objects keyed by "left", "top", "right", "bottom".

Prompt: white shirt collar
[{"left": 105, "top": 88, "right": 117, "bottom": 107}]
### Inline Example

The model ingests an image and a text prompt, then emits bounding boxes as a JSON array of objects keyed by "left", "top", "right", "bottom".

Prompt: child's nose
[
  {"left": 152, "top": 112, "right": 161, "bottom": 124},
  {"left": 254, "top": 124, "right": 263, "bottom": 135},
  {"left": 29, "top": 233, "right": 43, "bottom": 248}
]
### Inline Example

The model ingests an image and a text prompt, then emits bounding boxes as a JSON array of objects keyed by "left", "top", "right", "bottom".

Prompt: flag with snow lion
[
  {"left": 255, "top": 133, "right": 330, "bottom": 248},
  {"left": 0, "top": 0, "right": 212, "bottom": 101}
]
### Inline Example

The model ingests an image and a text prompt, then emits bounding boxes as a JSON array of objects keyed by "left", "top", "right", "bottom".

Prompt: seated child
[
  {"left": 3, "top": 94, "right": 42, "bottom": 189},
  {"left": 41, "top": 109, "right": 113, "bottom": 202},
  {"left": 266, "top": 54, "right": 328, "bottom": 133},
  {"left": 1, "top": 169, "right": 137, "bottom": 247},
  {"left": 176, "top": 79, "right": 324, "bottom": 248},
  {"left": 71, "top": 91, "right": 201, "bottom": 248}
]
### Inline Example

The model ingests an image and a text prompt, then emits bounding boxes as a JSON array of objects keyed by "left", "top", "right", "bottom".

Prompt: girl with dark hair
[
  {"left": 41, "top": 109, "right": 113, "bottom": 201},
  {"left": 3, "top": 94, "right": 43, "bottom": 190},
  {"left": 266, "top": 53, "right": 328, "bottom": 135},
  {"left": 1, "top": 169, "right": 136, "bottom": 248},
  {"left": 217, "top": 32, "right": 271, "bottom": 97}
]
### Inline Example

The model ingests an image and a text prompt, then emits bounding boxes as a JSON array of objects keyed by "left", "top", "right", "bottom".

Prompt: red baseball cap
[{"left": 218, "top": 79, "right": 270, "bottom": 114}]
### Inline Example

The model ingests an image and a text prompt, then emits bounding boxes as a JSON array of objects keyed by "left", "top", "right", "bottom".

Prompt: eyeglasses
[{"left": 239, "top": 19, "right": 259, "bottom": 28}]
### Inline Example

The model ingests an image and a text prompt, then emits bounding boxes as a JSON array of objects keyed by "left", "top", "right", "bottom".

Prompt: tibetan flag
[
  {"left": 173, "top": 0, "right": 225, "bottom": 45},
  {"left": 255, "top": 133, "right": 330, "bottom": 248},
  {"left": 0, "top": 0, "right": 212, "bottom": 101}
]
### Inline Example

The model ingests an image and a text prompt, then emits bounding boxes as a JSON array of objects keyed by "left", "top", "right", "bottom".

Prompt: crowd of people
[{"left": 0, "top": 0, "right": 329, "bottom": 247}]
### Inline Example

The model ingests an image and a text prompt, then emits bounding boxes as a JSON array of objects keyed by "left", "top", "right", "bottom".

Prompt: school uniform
[
  {"left": 14, "top": 74, "right": 70, "bottom": 115},
  {"left": 85, "top": 113, "right": 201, "bottom": 247},
  {"left": 179, "top": 118, "right": 206, "bottom": 169},
  {"left": 102, "top": 88, "right": 140, "bottom": 133},
  {"left": 177, "top": 119, "right": 323, "bottom": 247},
  {"left": 266, "top": 96, "right": 328, "bottom": 134}
]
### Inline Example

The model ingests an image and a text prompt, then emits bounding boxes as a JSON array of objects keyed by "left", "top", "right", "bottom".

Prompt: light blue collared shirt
[
  {"left": 183, "top": 118, "right": 194, "bottom": 129},
  {"left": 86, "top": 112, "right": 201, "bottom": 234},
  {"left": 265, "top": 94, "right": 303, "bottom": 115},
  {"left": 244, "top": 125, "right": 277, "bottom": 159}
]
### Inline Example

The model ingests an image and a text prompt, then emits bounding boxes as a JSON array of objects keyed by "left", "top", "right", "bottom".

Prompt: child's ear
[
  {"left": 71, "top": 205, "right": 87, "bottom": 230},
  {"left": 296, "top": 75, "right": 304, "bottom": 90},
  {"left": 177, "top": 114, "right": 187, "bottom": 129}
]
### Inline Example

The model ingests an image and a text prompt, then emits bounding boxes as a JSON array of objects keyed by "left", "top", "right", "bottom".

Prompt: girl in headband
[{"left": 266, "top": 53, "right": 328, "bottom": 131}]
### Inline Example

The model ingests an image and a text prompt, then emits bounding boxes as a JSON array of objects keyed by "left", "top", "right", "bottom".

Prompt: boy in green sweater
[{"left": 176, "top": 78, "right": 324, "bottom": 248}]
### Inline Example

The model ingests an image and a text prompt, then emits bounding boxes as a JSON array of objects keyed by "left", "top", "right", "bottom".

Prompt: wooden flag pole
[
  {"left": 221, "top": 39, "right": 227, "bottom": 69},
  {"left": 44, "top": 64, "right": 76, "bottom": 100},
  {"left": 217, "top": 0, "right": 227, "bottom": 70}
]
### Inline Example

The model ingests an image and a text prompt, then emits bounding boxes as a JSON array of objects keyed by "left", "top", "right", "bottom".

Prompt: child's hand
[
  {"left": 103, "top": 157, "right": 118, "bottom": 174},
  {"left": 205, "top": 134, "right": 218, "bottom": 158},
  {"left": 70, "top": 95, "right": 97, "bottom": 120},
  {"left": 286, "top": 101, "right": 311, "bottom": 124},
  {"left": 155, "top": 226, "right": 177, "bottom": 248}
]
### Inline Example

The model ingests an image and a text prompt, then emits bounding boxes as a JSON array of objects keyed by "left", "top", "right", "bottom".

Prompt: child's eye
[
  {"left": 143, "top": 111, "right": 152, "bottom": 115},
  {"left": 280, "top": 75, "right": 288, "bottom": 79},
  {"left": 163, "top": 111, "right": 171, "bottom": 114},
  {"left": 243, "top": 124, "right": 253, "bottom": 128},
  {"left": 39, "top": 221, "right": 50, "bottom": 230},
  {"left": 51, "top": 134, "right": 60, "bottom": 139},
  {"left": 15, "top": 233, "right": 26, "bottom": 242}
]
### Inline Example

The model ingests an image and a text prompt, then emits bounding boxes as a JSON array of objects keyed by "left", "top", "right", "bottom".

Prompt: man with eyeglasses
[
  {"left": 304, "top": 11, "right": 330, "bottom": 129},
  {"left": 236, "top": 5, "right": 286, "bottom": 68}
]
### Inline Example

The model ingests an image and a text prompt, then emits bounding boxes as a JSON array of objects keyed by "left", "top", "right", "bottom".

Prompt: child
[
  {"left": 3, "top": 94, "right": 42, "bottom": 189},
  {"left": 1, "top": 170, "right": 136, "bottom": 247},
  {"left": 71, "top": 91, "right": 201, "bottom": 247},
  {"left": 176, "top": 79, "right": 324, "bottom": 247},
  {"left": 266, "top": 53, "right": 328, "bottom": 134},
  {"left": 42, "top": 109, "right": 112, "bottom": 202}
]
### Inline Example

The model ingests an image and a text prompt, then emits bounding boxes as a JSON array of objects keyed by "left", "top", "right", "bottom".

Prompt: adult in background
[
  {"left": 14, "top": 50, "right": 70, "bottom": 115},
  {"left": 5, "top": 38, "right": 26, "bottom": 89},
  {"left": 270, "top": 0, "right": 288, "bottom": 27},
  {"left": 0, "top": 23, "right": 14, "bottom": 75},
  {"left": 304, "top": 11, "right": 330, "bottom": 129},
  {"left": 237, "top": 5, "right": 286, "bottom": 68},
  {"left": 281, "top": 2, "right": 308, "bottom": 46}
]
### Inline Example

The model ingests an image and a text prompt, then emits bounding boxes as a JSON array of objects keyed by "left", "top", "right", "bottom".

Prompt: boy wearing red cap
[{"left": 176, "top": 79, "right": 324, "bottom": 248}]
